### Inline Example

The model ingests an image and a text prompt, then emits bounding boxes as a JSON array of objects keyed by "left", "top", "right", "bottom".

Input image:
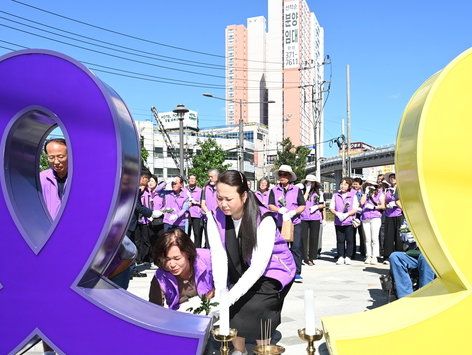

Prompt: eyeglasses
[{"left": 47, "top": 155, "right": 67, "bottom": 162}]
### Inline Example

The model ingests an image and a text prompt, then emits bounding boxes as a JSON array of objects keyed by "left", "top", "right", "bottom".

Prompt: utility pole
[
  {"left": 238, "top": 99, "right": 244, "bottom": 172},
  {"left": 346, "top": 65, "right": 352, "bottom": 176},
  {"left": 341, "top": 118, "right": 346, "bottom": 177}
]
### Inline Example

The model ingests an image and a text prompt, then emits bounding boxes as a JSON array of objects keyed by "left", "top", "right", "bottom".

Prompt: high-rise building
[{"left": 225, "top": 0, "right": 324, "bottom": 159}]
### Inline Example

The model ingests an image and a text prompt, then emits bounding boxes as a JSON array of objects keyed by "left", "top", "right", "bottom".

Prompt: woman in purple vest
[
  {"left": 360, "top": 180, "right": 385, "bottom": 265},
  {"left": 255, "top": 177, "right": 271, "bottom": 207},
  {"left": 148, "top": 228, "right": 214, "bottom": 310},
  {"left": 206, "top": 170, "right": 295, "bottom": 354},
  {"left": 300, "top": 175, "right": 325, "bottom": 266},
  {"left": 383, "top": 172, "right": 403, "bottom": 263},
  {"left": 329, "top": 177, "right": 359, "bottom": 265}
]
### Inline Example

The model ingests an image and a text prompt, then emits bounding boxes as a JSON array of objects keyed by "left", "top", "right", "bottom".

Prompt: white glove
[
  {"left": 169, "top": 214, "right": 178, "bottom": 221},
  {"left": 165, "top": 179, "right": 174, "bottom": 190},
  {"left": 278, "top": 207, "right": 288, "bottom": 215},
  {"left": 364, "top": 203, "right": 375, "bottom": 210},
  {"left": 295, "top": 183, "right": 305, "bottom": 190},
  {"left": 152, "top": 210, "right": 163, "bottom": 218},
  {"left": 283, "top": 210, "right": 296, "bottom": 221},
  {"left": 387, "top": 201, "right": 396, "bottom": 209},
  {"left": 310, "top": 205, "right": 318, "bottom": 213},
  {"left": 336, "top": 212, "right": 348, "bottom": 221}
]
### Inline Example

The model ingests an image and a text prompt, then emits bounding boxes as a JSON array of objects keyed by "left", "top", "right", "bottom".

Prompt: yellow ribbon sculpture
[{"left": 322, "top": 48, "right": 472, "bottom": 354}]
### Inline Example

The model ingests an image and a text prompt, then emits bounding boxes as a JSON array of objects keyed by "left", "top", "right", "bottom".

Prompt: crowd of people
[{"left": 39, "top": 137, "right": 432, "bottom": 354}]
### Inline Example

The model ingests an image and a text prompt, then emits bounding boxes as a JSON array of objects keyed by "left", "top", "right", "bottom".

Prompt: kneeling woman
[
  {"left": 149, "top": 228, "right": 214, "bottom": 310},
  {"left": 207, "top": 170, "right": 295, "bottom": 354}
]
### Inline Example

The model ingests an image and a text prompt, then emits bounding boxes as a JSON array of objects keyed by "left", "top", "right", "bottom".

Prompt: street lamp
[
  {"left": 172, "top": 103, "right": 189, "bottom": 177},
  {"left": 203, "top": 93, "right": 275, "bottom": 173}
]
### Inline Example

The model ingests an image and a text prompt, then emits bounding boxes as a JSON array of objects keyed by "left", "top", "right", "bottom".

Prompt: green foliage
[
  {"left": 274, "top": 138, "right": 310, "bottom": 183},
  {"left": 140, "top": 135, "right": 149, "bottom": 168},
  {"left": 39, "top": 152, "right": 49, "bottom": 171},
  {"left": 189, "top": 138, "right": 230, "bottom": 186},
  {"left": 186, "top": 297, "right": 219, "bottom": 316}
]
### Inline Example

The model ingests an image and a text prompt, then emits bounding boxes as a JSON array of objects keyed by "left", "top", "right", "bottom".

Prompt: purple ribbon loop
[{"left": 0, "top": 50, "right": 210, "bottom": 354}]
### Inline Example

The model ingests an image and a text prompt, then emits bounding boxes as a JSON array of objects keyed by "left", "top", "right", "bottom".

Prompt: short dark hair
[
  {"left": 152, "top": 228, "right": 197, "bottom": 270},
  {"left": 140, "top": 169, "right": 151, "bottom": 179},
  {"left": 341, "top": 177, "right": 353, "bottom": 188},
  {"left": 353, "top": 177, "right": 363, "bottom": 185},
  {"left": 44, "top": 138, "right": 67, "bottom": 154}
]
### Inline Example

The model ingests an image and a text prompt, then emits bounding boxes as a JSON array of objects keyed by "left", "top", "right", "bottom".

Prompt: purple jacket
[
  {"left": 39, "top": 168, "right": 65, "bottom": 220},
  {"left": 202, "top": 183, "right": 218, "bottom": 214},
  {"left": 139, "top": 189, "right": 153, "bottom": 224},
  {"left": 269, "top": 184, "right": 305, "bottom": 226},
  {"left": 255, "top": 190, "right": 270, "bottom": 207},
  {"left": 301, "top": 192, "right": 323, "bottom": 221},
  {"left": 385, "top": 188, "right": 403, "bottom": 218},
  {"left": 186, "top": 186, "right": 202, "bottom": 218},
  {"left": 154, "top": 248, "right": 213, "bottom": 310},
  {"left": 214, "top": 207, "right": 295, "bottom": 289},
  {"left": 361, "top": 192, "right": 384, "bottom": 221},
  {"left": 162, "top": 190, "right": 189, "bottom": 227},
  {"left": 332, "top": 190, "right": 356, "bottom": 226}
]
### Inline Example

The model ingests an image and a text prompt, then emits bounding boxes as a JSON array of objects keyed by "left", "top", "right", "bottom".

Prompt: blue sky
[{"left": 1, "top": 0, "right": 471, "bottom": 157}]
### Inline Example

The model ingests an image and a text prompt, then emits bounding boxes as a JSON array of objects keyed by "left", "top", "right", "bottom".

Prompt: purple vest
[
  {"left": 333, "top": 190, "right": 355, "bottom": 226},
  {"left": 301, "top": 192, "right": 322, "bottom": 221},
  {"left": 385, "top": 188, "right": 403, "bottom": 217},
  {"left": 361, "top": 192, "right": 384, "bottom": 221},
  {"left": 270, "top": 184, "right": 304, "bottom": 226},
  {"left": 39, "top": 168, "right": 65, "bottom": 220},
  {"left": 162, "top": 190, "right": 189, "bottom": 227},
  {"left": 202, "top": 184, "right": 218, "bottom": 213},
  {"left": 187, "top": 186, "right": 202, "bottom": 218},
  {"left": 213, "top": 207, "right": 295, "bottom": 289},
  {"left": 154, "top": 248, "right": 214, "bottom": 310},
  {"left": 255, "top": 190, "right": 270, "bottom": 207}
]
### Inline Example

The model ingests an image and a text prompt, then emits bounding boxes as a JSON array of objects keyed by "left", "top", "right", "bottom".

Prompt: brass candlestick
[
  {"left": 298, "top": 328, "right": 323, "bottom": 355},
  {"left": 212, "top": 326, "right": 237, "bottom": 355},
  {"left": 253, "top": 344, "right": 286, "bottom": 354}
]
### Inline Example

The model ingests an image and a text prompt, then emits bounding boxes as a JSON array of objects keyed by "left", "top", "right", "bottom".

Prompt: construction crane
[{"left": 150, "top": 106, "right": 181, "bottom": 170}]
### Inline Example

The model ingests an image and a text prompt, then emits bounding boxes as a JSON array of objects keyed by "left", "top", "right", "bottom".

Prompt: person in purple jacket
[
  {"left": 360, "top": 180, "right": 385, "bottom": 265},
  {"left": 162, "top": 176, "right": 190, "bottom": 234},
  {"left": 329, "top": 177, "right": 359, "bottom": 265},
  {"left": 300, "top": 175, "right": 325, "bottom": 266},
  {"left": 40, "top": 138, "right": 68, "bottom": 220},
  {"left": 186, "top": 174, "right": 204, "bottom": 248},
  {"left": 207, "top": 170, "right": 295, "bottom": 354},
  {"left": 148, "top": 228, "right": 214, "bottom": 310},
  {"left": 268, "top": 165, "right": 305, "bottom": 282},
  {"left": 382, "top": 172, "right": 404, "bottom": 264},
  {"left": 255, "top": 177, "right": 271, "bottom": 207}
]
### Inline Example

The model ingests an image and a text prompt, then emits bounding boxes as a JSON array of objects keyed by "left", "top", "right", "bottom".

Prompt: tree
[
  {"left": 189, "top": 138, "right": 230, "bottom": 186},
  {"left": 140, "top": 135, "right": 149, "bottom": 170},
  {"left": 39, "top": 152, "right": 49, "bottom": 171},
  {"left": 274, "top": 138, "right": 310, "bottom": 183}
]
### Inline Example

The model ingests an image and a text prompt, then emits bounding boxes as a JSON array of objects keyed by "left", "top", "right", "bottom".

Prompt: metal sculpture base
[
  {"left": 212, "top": 327, "right": 237, "bottom": 355},
  {"left": 298, "top": 328, "right": 324, "bottom": 355},
  {"left": 253, "top": 344, "right": 286, "bottom": 354}
]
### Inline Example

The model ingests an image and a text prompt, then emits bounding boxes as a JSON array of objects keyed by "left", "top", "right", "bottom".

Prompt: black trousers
[
  {"left": 383, "top": 215, "right": 404, "bottom": 260},
  {"left": 335, "top": 225, "right": 354, "bottom": 258},
  {"left": 301, "top": 220, "right": 321, "bottom": 262},
  {"left": 190, "top": 217, "right": 204, "bottom": 248},
  {"left": 134, "top": 223, "right": 152, "bottom": 263},
  {"left": 352, "top": 220, "right": 367, "bottom": 259}
]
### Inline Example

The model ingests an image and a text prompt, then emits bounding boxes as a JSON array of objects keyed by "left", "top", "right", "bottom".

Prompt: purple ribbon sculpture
[{"left": 0, "top": 50, "right": 211, "bottom": 354}]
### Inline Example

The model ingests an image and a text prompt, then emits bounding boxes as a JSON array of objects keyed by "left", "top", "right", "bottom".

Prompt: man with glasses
[
  {"left": 162, "top": 176, "right": 190, "bottom": 233},
  {"left": 40, "top": 138, "right": 68, "bottom": 219}
]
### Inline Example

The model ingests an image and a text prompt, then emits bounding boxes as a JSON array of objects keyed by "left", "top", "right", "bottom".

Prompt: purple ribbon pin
[{"left": 0, "top": 50, "right": 210, "bottom": 354}]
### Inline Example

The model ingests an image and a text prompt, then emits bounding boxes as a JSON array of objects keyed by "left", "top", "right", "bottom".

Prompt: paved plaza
[{"left": 127, "top": 221, "right": 390, "bottom": 355}]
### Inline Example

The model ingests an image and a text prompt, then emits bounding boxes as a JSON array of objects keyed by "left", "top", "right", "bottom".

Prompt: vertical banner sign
[
  {"left": 0, "top": 50, "right": 211, "bottom": 355},
  {"left": 284, "top": 0, "right": 299, "bottom": 69}
]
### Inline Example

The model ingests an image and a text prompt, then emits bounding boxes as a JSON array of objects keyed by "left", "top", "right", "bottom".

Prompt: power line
[
  {"left": 0, "top": 20, "right": 297, "bottom": 85},
  {"left": 12, "top": 0, "right": 284, "bottom": 65}
]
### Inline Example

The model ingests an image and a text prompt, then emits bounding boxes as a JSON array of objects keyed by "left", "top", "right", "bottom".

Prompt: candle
[
  {"left": 304, "top": 289, "right": 316, "bottom": 336},
  {"left": 219, "top": 306, "right": 230, "bottom": 336}
]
